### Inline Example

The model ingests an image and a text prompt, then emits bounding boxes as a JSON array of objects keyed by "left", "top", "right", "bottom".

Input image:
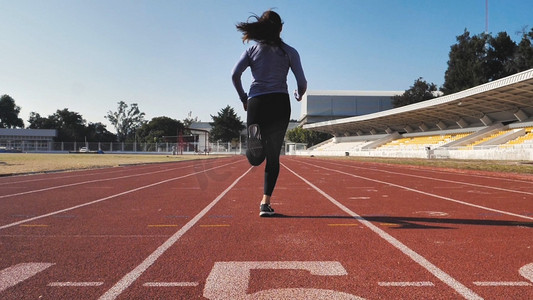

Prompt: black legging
[{"left": 247, "top": 93, "right": 291, "bottom": 196}]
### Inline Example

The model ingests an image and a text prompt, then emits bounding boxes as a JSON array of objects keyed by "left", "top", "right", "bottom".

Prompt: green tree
[
  {"left": 28, "top": 109, "right": 87, "bottom": 141},
  {"left": 0, "top": 95, "right": 24, "bottom": 128},
  {"left": 209, "top": 106, "right": 244, "bottom": 143},
  {"left": 85, "top": 122, "right": 116, "bottom": 142},
  {"left": 442, "top": 30, "right": 490, "bottom": 95},
  {"left": 28, "top": 109, "right": 116, "bottom": 142},
  {"left": 57, "top": 109, "right": 86, "bottom": 139},
  {"left": 508, "top": 27, "right": 533, "bottom": 73},
  {"left": 52, "top": 109, "right": 87, "bottom": 141},
  {"left": 105, "top": 101, "right": 146, "bottom": 142},
  {"left": 136, "top": 116, "right": 184, "bottom": 143},
  {"left": 392, "top": 78, "right": 438, "bottom": 108},
  {"left": 486, "top": 31, "right": 517, "bottom": 81},
  {"left": 28, "top": 112, "right": 56, "bottom": 129},
  {"left": 441, "top": 28, "right": 533, "bottom": 95},
  {"left": 286, "top": 127, "right": 332, "bottom": 148}
]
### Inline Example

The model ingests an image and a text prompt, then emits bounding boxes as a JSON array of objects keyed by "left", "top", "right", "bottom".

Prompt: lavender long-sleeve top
[{"left": 231, "top": 42, "right": 307, "bottom": 102}]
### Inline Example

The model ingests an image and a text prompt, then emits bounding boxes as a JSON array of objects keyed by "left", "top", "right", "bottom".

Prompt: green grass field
[
  {"left": 0, "top": 153, "right": 221, "bottom": 176},
  {"left": 334, "top": 156, "right": 533, "bottom": 175}
]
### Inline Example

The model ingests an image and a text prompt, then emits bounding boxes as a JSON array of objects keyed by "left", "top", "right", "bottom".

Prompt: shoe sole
[{"left": 259, "top": 211, "right": 275, "bottom": 217}]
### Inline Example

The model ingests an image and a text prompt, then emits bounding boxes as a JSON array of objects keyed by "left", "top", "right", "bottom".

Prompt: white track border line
[
  {"left": 317, "top": 159, "right": 533, "bottom": 196},
  {"left": 391, "top": 164, "right": 532, "bottom": 185},
  {"left": 378, "top": 281, "right": 435, "bottom": 287},
  {"left": 143, "top": 282, "right": 199, "bottom": 287},
  {"left": 0, "top": 163, "right": 155, "bottom": 186},
  {"left": 283, "top": 163, "right": 483, "bottom": 300},
  {"left": 473, "top": 281, "right": 531, "bottom": 286},
  {"left": 48, "top": 281, "right": 104, "bottom": 287},
  {"left": 0, "top": 160, "right": 218, "bottom": 199},
  {"left": 303, "top": 157, "right": 533, "bottom": 185},
  {"left": 98, "top": 167, "right": 252, "bottom": 300},
  {"left": 297, "top": 160, "right": 533, "bottom": 221},
  {"left": 0, "top": 160, "right": 242, "bottom": 230}
]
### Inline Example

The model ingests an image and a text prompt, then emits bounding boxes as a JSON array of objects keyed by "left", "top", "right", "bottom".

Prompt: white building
[
  {"left": 0, "top": 128, "right": 57, "bottom": 152},
  {"left": 300, "top": 90, "right": 402, "bottom": 124}
]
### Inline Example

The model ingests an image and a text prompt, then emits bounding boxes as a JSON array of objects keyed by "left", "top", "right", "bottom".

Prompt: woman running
[{"left": 231, "top": 10, "right": 307, "bottom": 216}]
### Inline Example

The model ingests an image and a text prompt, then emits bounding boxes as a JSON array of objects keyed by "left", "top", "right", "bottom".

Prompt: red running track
[{"left": 0, "top": 156, "right": 532, "bottom": 299}]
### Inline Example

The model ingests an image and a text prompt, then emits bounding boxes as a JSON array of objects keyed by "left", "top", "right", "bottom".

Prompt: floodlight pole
[{"left": 485, "top": 0, "right": 489, "bottom": 34}]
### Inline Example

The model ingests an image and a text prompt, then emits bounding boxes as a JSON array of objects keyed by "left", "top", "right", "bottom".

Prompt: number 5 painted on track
[{"left": 203, "top": 261, "right": 364, "bottom": 299}]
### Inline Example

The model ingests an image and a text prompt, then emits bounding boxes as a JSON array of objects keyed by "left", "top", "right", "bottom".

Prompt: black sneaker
[
  {"left": 259, "top": 204, "right": 275, "bottom": 217},
  {"left": 246, "top": 124, "right": 265, "bottom": 166}
]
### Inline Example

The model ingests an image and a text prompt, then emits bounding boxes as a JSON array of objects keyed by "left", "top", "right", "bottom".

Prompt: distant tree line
[
  {"left": 0, "top": 96, "right": 244, "bottom": 145},
  {"left": 28, "top": 109, "right": 116, "bottom": 142},
  {"left": 0, "top": 98, "right": 192, "bottom": 144}
]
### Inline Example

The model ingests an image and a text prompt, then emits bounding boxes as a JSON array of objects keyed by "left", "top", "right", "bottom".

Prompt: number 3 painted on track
[{"left": 203, "top": 261, "right": 364, "bottom": 299}]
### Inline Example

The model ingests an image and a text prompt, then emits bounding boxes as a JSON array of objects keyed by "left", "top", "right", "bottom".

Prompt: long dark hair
[{"left": 236, "top": 10, "right": 283, "bottom": 46}]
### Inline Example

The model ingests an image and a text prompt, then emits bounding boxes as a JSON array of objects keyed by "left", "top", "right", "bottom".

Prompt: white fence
[{"left": 5, "top": 141, "right": 243, "bottom": 155}]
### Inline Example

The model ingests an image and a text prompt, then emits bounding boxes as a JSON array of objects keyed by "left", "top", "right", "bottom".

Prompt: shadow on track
[{"left": 269, "top": 214, "right": 533, "bottom": 229}]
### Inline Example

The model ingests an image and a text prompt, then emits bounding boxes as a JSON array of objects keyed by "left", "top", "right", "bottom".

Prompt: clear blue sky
[{"left": 1, "top": 0, "right": 532, "bottom": 131}]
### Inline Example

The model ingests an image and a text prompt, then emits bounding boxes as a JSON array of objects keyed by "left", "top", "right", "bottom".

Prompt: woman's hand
[{"left": 294, "top": 90, "right": 302, "bottom": 101}]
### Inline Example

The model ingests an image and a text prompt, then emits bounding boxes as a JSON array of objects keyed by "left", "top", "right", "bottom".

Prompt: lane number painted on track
[
  {"left": 0, "top": 263, "right": 54, "bottom": 292},
  {"left": 520, "top": 263, "right": 533, "bottom": 283},
  {"left": 203, "top": 261, "right": 364, "bottom": 299},
  {"left": 2, "top": 261, "right": 533, "bottom": 296}
]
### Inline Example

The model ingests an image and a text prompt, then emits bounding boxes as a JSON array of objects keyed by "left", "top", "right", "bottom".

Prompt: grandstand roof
[
  {"left": 304, "top": 68, "right": 533, "bottom": 136},
  {"left": 0, "top": 128, "right": 57, "bottom": 138}
]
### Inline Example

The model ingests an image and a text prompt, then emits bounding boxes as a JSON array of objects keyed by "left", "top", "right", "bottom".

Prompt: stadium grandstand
[{"left": 295, "top": 68, "right": 533, "bottom": 161}]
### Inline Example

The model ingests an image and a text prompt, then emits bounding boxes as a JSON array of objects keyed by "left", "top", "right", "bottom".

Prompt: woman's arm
[
  {"left": 289, "top": 49, "right": 307, "bottom": 101},
  {"left": 231, "top": 51, "right": 250, "bottom": 104}
]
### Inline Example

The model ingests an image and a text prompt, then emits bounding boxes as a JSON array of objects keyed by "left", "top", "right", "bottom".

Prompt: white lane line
[
  {"left": 320, "top": 160, "right": 533, "bottom": 196},
  {"left": 0, "top": 160, "right": 241, "bottom": 230},
  {"left": 0, "top": 166, "right": 136, "bottom": 186},
  {"left": 98, "top": 167, "right": 252, "bottom": 300},
  {"left": 48, "top": 282, "right": 104, "bottom": 287},
  {"left": 378, "top": 162, "right": 533, "bottom": 185},
  {"left": 143, "top": 282, "right": 199, "bottom": 287},
  {"left": 0, "top": 234, "right": 169, "bottom": 238},
  {"left": 0, "top": 160, "right": 214, "bottom": 199},
  {"left": 0, "top": 159, "right": 210, "bottom": 187},
  {"left": 283, "top": 163, "right": 483, "bottom": 300},
  {"left": 0, "top": 263, "right": 54, "bottom": 292},
  {"left": 378, "top": 281, "right": 435, "bottom": 287},
  {"left": 298, "top": 160, "right": 533, "bottom": 221},
  {"left": 473, "top": 281, "right": 531, "bottom": 286}
]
